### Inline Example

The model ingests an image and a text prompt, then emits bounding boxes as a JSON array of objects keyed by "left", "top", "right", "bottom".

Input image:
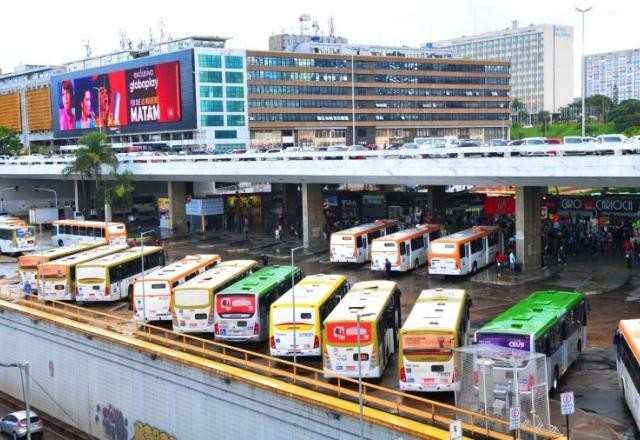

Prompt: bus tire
[
  {"left": 472, "top": 262, "right": 478, "bottom": 274},
  {"left": 58, "top": 239, "right": 64, "bottom": 247},
  {"left": 552, "top": 366, "right": 559, "bottom": 392}
]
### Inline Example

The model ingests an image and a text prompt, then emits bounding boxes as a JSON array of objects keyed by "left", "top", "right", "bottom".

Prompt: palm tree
[
  {"left": 108, "top": 170, "right": 135, "bottom": 214},
  {"left": 511, "top": 99, "right": 525, "bottom": 126},
  {"left": 537, "top": 111, "right": 551, "bottom": 136}
]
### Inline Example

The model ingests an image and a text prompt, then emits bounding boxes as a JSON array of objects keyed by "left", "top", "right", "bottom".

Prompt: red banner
[{"left": 484, "top": 197, "right": 515, "bottom": 215}]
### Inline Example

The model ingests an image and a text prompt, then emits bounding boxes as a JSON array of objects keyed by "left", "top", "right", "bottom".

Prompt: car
[
  {"left": 522, "top": 124, "right": 534, "bottom": 128},
  {"left": 458, "top": 140, "right": 487, "bottom": 157},
  {"left": 489, "top": 139, "right": 509, "bottom": 147},
  {"left": 346, "top": 145, "right": 366, "bottom": 160},
  {"left": 324, "top": 145, "right": 347, "bottom": 160},
  {"left": 0, "top": 410, "right": 43, "bottom": 439},
  {"left": 595, "top": 134, "right": 627, "bottom": 155},
  {"left": 0, "top": 155, "right": 10, "bottom": 161},
  {"left": 562, "top": 136, "right": 597, "bottom": 155},
  {"left": 398, "top": 142, "right": 420, "bottom": 158}
]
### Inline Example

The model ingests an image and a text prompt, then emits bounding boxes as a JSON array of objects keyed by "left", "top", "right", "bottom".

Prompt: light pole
[
  {"left": 0, "top": 186, "right": 18, "bottom": 213},
  {"left": 351, "top": 53, "right": 356, "bottom": 146},
  {"left": 33, "top": 186, "right": 58, "bottom": 212},
  {"left": 576, "top": 6, "right": 592, "bottom": 137},
  {"left": 137, "top": 228, "right": 154, "bottom": 322},
  {"left": 356, "top": 311, "right": 375, "bottom": 440},
  {"left": 290, "top": 246, "right": 304, "bottom": 364},
  {"left": 0, "top": 362, "right": 31, "bottom": 440}
]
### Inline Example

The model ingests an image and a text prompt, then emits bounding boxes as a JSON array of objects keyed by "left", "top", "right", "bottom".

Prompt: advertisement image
[{"left": 56, "top": 60, "right": 183, "bottom": 133}]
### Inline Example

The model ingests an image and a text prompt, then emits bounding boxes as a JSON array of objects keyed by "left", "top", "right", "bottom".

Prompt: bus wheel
[
  {"left": 552, "top": 366, "right": 559, "bottom": 392},
  {"left": 58, "top": 239, "right": 64, "bottom": 247},
  {"left": 472, "top": 262, "right": 478, "bottom": 274}
]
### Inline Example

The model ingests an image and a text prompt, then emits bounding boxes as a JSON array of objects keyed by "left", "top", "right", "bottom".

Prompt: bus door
[
  {"left": 361, "top": 234, "right": 370, "bottom": 261},
  {"left": 460, "top": 243, "right": 470, "bottom": 273},
  {"left": 399, "top": 241, "right": 408, "bottom": 268}
]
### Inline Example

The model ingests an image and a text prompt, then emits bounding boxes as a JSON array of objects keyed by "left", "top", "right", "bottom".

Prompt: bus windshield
[
  {"left": 216, "top": 293, "right": 256, "bottom": 317},
  {"left": 272, "top": 307, "right": 315, "bottom": 326},
  {"left": 402, "top": 333, "right": 455, "bottom": 357}
]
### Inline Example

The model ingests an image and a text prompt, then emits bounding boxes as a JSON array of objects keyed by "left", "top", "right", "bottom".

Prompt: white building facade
[{"left": 586, "top": 48, "right": 640, "bottom": 102}]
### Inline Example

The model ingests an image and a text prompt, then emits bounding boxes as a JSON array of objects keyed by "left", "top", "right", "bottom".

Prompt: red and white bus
[
  {"left": 370, "top": 224, "right": 444, "bottom": 272},
  {"left": 51, "top": 220, "right": 127, "bottom": 247},
  {"left": 428, "top": 226, "right": 502, "bottom": 276},
  {"left": 329, "top": 219, "right": 399, "bottom": 263}
]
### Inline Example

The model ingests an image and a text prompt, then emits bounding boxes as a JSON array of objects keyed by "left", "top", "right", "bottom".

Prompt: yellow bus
[
  {"left": 0, "top": 216, "right": 26, "bottom": 226},
  {"left": 39, "top": 245, "right": 128, "bottom": 300},
  {"left": 173, "top": 260, "right": 258, "bottom": 333},
  {"left": 132, "top": 254, "right": 221, "bottom": 323},
  {"left": 322, "top": 280, "right": 401, "bottom": 379},
  {"left": 0, "top": 223, "right": 36, "bottom": 255},
  {"left": 18, "top": 243, "right": 101, "bottom": 293},
  {"left": 398, "top": 288, "right": 471, "bottom": 392},
  {"left": 270, "top": 274, "right": 350, "bottom": 357},
  {"left": 75, "top": 246, "right": 165, "bottom": 303},
  {"left": 51, "top": 220, "right": 127, "bottom": 247},
  {"left": 329, "top": 219, "right": 399, "bottom": 263},
  {"left": 371, "top": 223, "right": 444, "bottom": 272},
  {"left": 615, "top": 319, "right": 640, "bottom": 431},
  {"left": 428, "top": 225, "right": 502, "bottom": 276}
]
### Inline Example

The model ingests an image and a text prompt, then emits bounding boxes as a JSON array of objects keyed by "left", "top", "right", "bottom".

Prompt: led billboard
[{"left": 52, "top": 51, "right": 195, "bottom": 137}]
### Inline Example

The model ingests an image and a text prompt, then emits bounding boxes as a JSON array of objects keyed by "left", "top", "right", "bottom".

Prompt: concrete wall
[{"left": 0, "top": 307, "right": 417, "bottom": 440}]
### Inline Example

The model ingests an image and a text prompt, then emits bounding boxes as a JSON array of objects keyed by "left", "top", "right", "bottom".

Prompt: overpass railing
[{"left": 0, "top": 291, "right": 565, "bottom": 440}]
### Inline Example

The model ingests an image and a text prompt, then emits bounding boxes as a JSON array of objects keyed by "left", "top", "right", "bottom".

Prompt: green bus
[
  {"left": 214, "top": 265, "right": 304, "bottom": 342},
  {"left": 475, "top": 290, "right": 588, "bottom": 391}
]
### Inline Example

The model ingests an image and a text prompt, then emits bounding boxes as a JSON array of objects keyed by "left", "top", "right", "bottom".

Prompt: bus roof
[
  {"left": 332, "top": 219, "right": 398, "bottom": 237},
  {"left": 76, "top": 246, "right": 163, "bottom": 268},
  {"left": 271, "top": 274, "right": 347, "bottom": 308},
  {"left": 0, "top": 223, "right": 34, "bottom": 231},
  {"left": 478, "top": 290, "right": 585, "bottom": 338},
  {"left": 373, "top": 224, "right": 443, "bottom": 242},
  {"left": 52, "top": 220, "right": 126, "bottom": 229},
  {"left": 41, "top": 245, "right": 128, "bottom": 268},
  {"left": 137, "top": 254, "right": 220, "bottom": 282},
  {"left": 174, "top": 260, "right": 258, "bottom": 292},
  {"left": 402, "top": 288, "right": 467, "bottom": 333},
  {"left": 219, "top": 265, "right": 301, "bottom": 298},
  {"left": 325, "top": 280, "right": 397, "bottom": 323},
  {"left": 619, "top": 319, "right": 640, "bottom": 364},
  {"left": 432, "top": 225, "right": 500, "bottom": 244},
  {"left": 19, "top": 243, "right": 101, "bottom": 266}
]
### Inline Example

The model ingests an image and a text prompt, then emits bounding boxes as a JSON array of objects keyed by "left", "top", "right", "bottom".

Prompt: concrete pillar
[
  {"left": 301, "top": 183, "right": 324, "bottom": 249},
  {"left": 515, "top": 186, "right": 544, "bottom": 272},
  {"left": 426, "top": 186, "right": 447, "bottom": 222},
  {"left": 168, "top": 181, "right": 187, "bottom": 234},
  {"left": 74, "top": 180, "right": 79, "bottom": 212}
]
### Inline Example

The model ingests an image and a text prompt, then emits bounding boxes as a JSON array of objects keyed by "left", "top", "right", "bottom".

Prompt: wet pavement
[{"left": 3, "top": 228, "right": 640, "bottom": 439}]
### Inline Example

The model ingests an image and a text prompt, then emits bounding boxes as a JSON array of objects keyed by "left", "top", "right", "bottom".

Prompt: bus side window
[
  {"left": 356, "top": 236, "right": 363, "bottom": 249},
  {"left": 399, "top": 242, "right": 406, "bottom": 256},
  {"left": 560, "top": 318, "right": 567, "bottom": 340},
  {"left": 459, "top": 244, "right": 466, "bottom": 258}
]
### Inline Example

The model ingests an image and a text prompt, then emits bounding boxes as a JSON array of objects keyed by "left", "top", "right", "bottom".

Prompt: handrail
[{"left": 0, "top": 291, "right": 565, "bottom": 440}]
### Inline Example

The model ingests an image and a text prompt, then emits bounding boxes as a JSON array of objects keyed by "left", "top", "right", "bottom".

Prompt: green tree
[
  {"left": 511, "top": 99, "right": 525, "bottom": 125},
  {"left": 537, "top": 110, "right": 551, "bottom": 136},
  {"left": 106, "top": 170, "right": 135, "bottom": 214},
  {"left": 608, "top": 99, "right": 640, "bottom": 132},
  {"left": 0, "top": 126, "right": 20, "bottom": 155},
  {"left": 585, "top": 94, "right": 614, "bottom": 123}
]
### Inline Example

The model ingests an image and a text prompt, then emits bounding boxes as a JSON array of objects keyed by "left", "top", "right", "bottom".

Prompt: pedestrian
[
  {"left": 322, "top": 223, "right": 329, "bottom": 241},
  {"left": 557, "top": 245, "right": 566, "bottom": 266},
  {"left": 243, "top": 216, "right": 250, "bottom": 241},
  {"left": 275, "top": 224, "right": 281, "bottom": 241},
  {"left": 23, "top": 280, "right": 32, "bottom": 298},
  {"left": 626, "top": 248, "right": 633, "bottom": 269},
  {"left": 509, "top": 250, "right": 516, "bottom": 274},
  {"left": 495, "top": 250, "right": 506, "bottom": 277},
  {"left": 384, "top": 258, "right": 392, "bottom": 279},
  {"left": 290, "top": 223, "right": 297, "bottom": 238},
  {"left": 261, "top": 254, "right": 269, "bottom": 267}
]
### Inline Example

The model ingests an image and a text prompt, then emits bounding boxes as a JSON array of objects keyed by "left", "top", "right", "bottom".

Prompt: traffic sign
[
  {"left": 449, "top": 420, "right": 462, "bottom": 440},
  {"left": 509, "top": 406, "right": 521, "bottom": 431},
  {"left": 561, "top": 391, "right": 575, "bottom": 415}
]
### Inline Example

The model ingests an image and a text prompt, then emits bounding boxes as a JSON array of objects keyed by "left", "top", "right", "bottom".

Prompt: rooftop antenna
[
  {"left": 299, "top": 14, "right": 311, "bottom": 36},
  {"left": 328, "top": 16, "right": 336, "bottom": 37},
  {"left": 159, "top": 21, "right": 165, "bottom": 41},
  {"left": 83, "top": 40, "right": 92, "bottom": 58},
  {"left": 312, "top": 20, "right": 320, "bottom": 35},
  {"left": 148, "top": 27, "right": 155, "bottom": 45},
  {"left": 119, "top": 29, "right": 128, "bottom": 50}
]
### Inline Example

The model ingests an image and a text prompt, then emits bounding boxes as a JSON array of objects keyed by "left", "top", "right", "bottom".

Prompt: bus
[
  {"left": 18, "top": 243, "right": 100, "bottom": 292},
  {"left": 132, "top": 254, "right": 221, "bottom": 323},
  {"left": 475, "top": 290, "right": 588, "bottom": 392},
  {"left": 112, "top": 194, "right": 157, "bottom": 217},
  {"left": 398, "top": 288, "right": 471, "bottom": 392},
  {"left": 615, "top": 319, "right": 640, "bottom": 430},
  {"left": 0, "top": 224, "right": 36, "bottom": 254},
  {"left": 0, "top": 216, "right": 26, "bottom": 226},
  {"left": 371, "top": 224, "right": 444, "bottom": 272},
  {"left": 322, "top": 280, "right": 402, "bottom": 379},
  {"left": 214, "top": 265, "right": 304, "bottom": 342},
  {"left": 270, "top": 274, "right": 350, "bottom": 357},
  {"left": 428, "top": 225, "right": 502, "bottom": 276},
  {"left": 51, "top": 220, "right": 127, "bottom": 247},
  {"left": 329, "top": 219, "right": 399, "bottom": 263},
  {"left": 39, "top": 245, "right": 128, "bottom": 300},
  {"left": 75, "top": 246, "right": 165, "bottom": 303},
  {"left": 173, "top": 260, "right": 258, "bottom": 333}
]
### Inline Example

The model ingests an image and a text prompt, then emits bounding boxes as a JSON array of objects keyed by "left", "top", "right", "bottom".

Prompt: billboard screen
[{"left": 53, "top": 51, "right": 195, "bottom": 137}]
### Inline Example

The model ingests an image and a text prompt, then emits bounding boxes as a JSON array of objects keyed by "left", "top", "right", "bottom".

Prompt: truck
[{"left": 29, "top": 207, "right": 59, "bottom": 224}]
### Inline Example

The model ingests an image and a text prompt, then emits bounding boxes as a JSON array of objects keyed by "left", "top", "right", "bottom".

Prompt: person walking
[
  {"left": 509, "top": 250, "right": 516, "bottom": 274},
  {"left": 384, "top": 258, "right": 392, "bottom": 279},
  {"left": 626, "top": 247, "right": 633, "bottom": 269},
  {"left": 243, "top": 216, "right": 250, "bottom": 241},
  {"left": 495, "top": 250, "right": 506, "bottom": 277}
]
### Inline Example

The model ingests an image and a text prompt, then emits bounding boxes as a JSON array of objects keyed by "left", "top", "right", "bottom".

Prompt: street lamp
[
  {"left": 0, "top": 186, "right": 18, "bottom": 213},
  {"left": 0, "top": 362, "right": 31, "bottom": 440},
  {"left": 290, "top": 246, "right": 304, "bottom": 364},
  {"left": 33, "top": 186, "right": 58, "bottom": 211},
  {"left": 351, "top": 53, "right": 356, "bottom": 146},
  {"left": 356, "top": 311, "right": 375, "bottom": 440},
  {"left": 576, "top": 6, "right": 593, "bottom": 137},
  {"left": 137, "top": 228, "right": 154, "bottom": 322}
]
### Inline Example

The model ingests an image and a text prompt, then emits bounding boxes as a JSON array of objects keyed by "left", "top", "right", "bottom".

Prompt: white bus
[
  {"left": 615, "top": 319, "right": 640, "bottom": 431},
  {"left": 173, "top": 260, "right": 258, "bottom": 333},
  {"left": 371, "top": 224, "right": 443, "bottom": 272},
  {"left": 132, "top": 254, "right": 220, "bottom": 323},
  {"left": 398, "top": 288, "right": 471, "bottom": 392},
  {"left": 75, "top": 246, "right": 165, "bottom": 303},
  {"left": 269, "top": 274, "right": 349, "bottom": 357},
  {"left": 428, "top": 225, "right": 502, "bottom": 276},
  {"left": 329, "top": 219, "right": 399, "bottom": 263},
  {"left": 0, "top": 224, "right": 36, "bottom": 254},
  {"left": 52, "top": 220, "right": 127, "bottom": 247}
]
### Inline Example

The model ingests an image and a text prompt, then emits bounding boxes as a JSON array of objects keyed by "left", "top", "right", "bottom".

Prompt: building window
[
  {"left": 201, "top": 115, "right": 224, "bottom": 126},
  {"left": 225, "top": 72, "right": 244, "bottom": 84},
  {"left": 215, "top": 130, "right": 237, "bottom": 139},
  {"left": 200, "top": 100, "right": 223, "bottom": 112},
  {"left": 200, "top": 71, "right": 222, "bottom": 83},
  {"left": 200, "top": 86, "right": 223, "bottom": 98},
  {"left": 227, "top": 115, "right": 245, "bottom": 126},
  {"left": 198, "top": 55, "right": 222, "bottom": 68},
  {"left": 226, "top": 100, "right": 245, "bottom": 112},
  {"left": 226, "top": 86, "right": 244, "bottom": 98},
  {"left": 225, "top": 56, "right": 244, "bottom": 69}
]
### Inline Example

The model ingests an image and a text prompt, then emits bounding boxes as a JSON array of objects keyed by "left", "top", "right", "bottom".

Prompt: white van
[{"left": 416, "top": 136, "right": 460, "bottom": 157}]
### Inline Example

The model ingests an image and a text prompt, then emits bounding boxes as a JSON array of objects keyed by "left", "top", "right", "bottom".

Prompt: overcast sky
[{"left": 2, "top": 0, "right": 638, "bottom": 96}]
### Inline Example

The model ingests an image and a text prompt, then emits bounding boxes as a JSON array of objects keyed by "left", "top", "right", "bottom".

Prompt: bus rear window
[
  {"left": 402, "top": 333, "right": 454, "bottom": 356},
  {"left": 216, "top": 294, "right": 256, "bottom": 317},
  {"left": 383, "top": 242, "right": 395, "bottom": 247},
  {"left": 476, "top": 332, "right": 530, "bottom": 352},
  {"left": 151, "top": 283, "right": 167, "bottom": 289},
  {"left": 430, "top": 243, "right": 457, "bottom": 254},
  {"left": 326, "top": 321, "right": 373, "bottom": 344}
]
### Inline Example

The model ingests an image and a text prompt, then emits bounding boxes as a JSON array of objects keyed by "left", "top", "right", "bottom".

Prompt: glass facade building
[{"left": 586, "top": 48, "right": 640, "bottom": 102}]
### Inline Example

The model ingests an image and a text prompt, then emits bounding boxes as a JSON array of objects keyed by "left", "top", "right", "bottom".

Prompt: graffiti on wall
[
  {"left": 132, "top": 421, "right": 177, "bottom": 440},
  {"left": 94, "top": 403, "right": 177, "bottom": 440}
]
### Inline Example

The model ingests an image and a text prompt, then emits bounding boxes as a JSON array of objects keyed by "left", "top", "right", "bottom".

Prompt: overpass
[{"left": 1, "top": 143, "right": 638, "bottom": 271}]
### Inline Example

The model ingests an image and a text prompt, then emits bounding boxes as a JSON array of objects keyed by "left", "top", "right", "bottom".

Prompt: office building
[
  {"left": 586, "top": 48, "right": 640, "bottom": 102},
  {"left": 434, "top": 22, "right": 573, "bottom": 114}
]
